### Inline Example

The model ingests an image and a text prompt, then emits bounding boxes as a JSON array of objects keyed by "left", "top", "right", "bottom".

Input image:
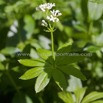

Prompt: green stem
[
  {"left": 52, "top": 22, "right": 55, "bottom": 30},
  {"left": 51, "top": 32, "right": 55, "bottom": 59},
  {"left": 6, "top": 71, "right": 23, "bottom": 102},
  {"left": 39, "top": 97, "right": 45, "bottom": 103},
  {"left": 88, "top": 21, "right": 93, "bottom": 36}
]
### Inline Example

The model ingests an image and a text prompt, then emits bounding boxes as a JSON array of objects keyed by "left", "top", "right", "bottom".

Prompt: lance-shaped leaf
[
  {"left": 37, "top": 48, "right": 52, "bottom": 60},
  {"left": 82, "top": 92, "right": 103, "bottom": 103},
  {"left": 58, "top": 65, "right": 86, "bottom": 80},
  {"left": 84, "top": 45, "right": 101, "bottom": 52},
  {"left": 35, "top": 69, "right": 52, "bottom": 93},
  {"left": 91, "top": 100, "right": 103, "bottom": 103},
  {"left": 53, "top": 69, "right": 66, "bottom": 91},
  {"left": 58, "top": 91, "right": 74, "bottom": 103},
  {"left": 56, "top": 54, "right": 86, "bottom": 66},
  {"left": 18, "top": 59, "right": 45, "bottom": 67},
  {"left": 74, "top": 87, "right": 87, "bottom": 103},
  {"left": 37, "top": 49, "right": 54, "bottom": 65},
  {"left": 20, "top": 66, "right": 44, "bottom": 80},
  {"left": 55, "top": 42, "right": 72, "bottom": 65}
]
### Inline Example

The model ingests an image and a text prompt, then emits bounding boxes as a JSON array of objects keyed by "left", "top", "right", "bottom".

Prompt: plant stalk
[
  {"left": 6, "top": 71, "right": 23, "bottom": 102},
  {"left": 88, "top": 21, "right": 93, "bottom": 36},
  {"left": 51, "top": 32, "right": 55, "bottom": 59}
]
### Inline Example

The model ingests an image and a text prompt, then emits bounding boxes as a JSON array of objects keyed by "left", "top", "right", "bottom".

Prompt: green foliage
[
  {"left": 82, "top": 92, "right": 103, "bottom": 103},
  {"left": 89, "top": 0, "right": 103, "bottom": 4},
  {"left": 74, "top": 87, "right": 87, "bottom": 103},
  {"left": 84, "top": 45, "right": 102, "bottom": 52},
  {"left": 88, "top": 2, "right": 103, "bottom": 21},
  {"left": 18, "top": 59, "right": 45, "bottom": 67},
  {"left": 58, "top": 65, "right": 86, "bottom": 80},
  {"left": 24, "top": 15, "right": 35, "bottom": 36},
  {"left": 53, "top": 69, "right": 67, "bottom": 91},
  {"left": 20, "top": 67, "right": 44, "bottom": 80},
  {"left": 0, "top": 0, "right": 103, "bottom": 102},
  {"left": 35, "top": 71, "right": 52, "bottom": 93},
  {"left": 0, "top": 53, "right": 6, "bottom": 62},
  {"left": 58, "top": 87, "right": 103, "bottom": 103},
  {"left": 19, "top": 43, "right": 86, "bottom": 92},
  {"left": 58, "top": 91, "right": 74, "bottom": 103},
  {"left": 36, "top": 48, "right": 52, "bottom": 60}
]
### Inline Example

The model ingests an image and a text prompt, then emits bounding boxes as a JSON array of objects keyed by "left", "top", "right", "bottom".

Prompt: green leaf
[
  {"left": 73, "top": 24, "right": 87, "bottom": 32},
  {"left": 35, "top": 69, "right": 52, "bottom": 93},
  {"left": 24, "top": 15, "right": 35, "bottom": 34},
  {"left": 55, "top": 42, "right": 72, "bottom": 65},
  {"left": 56, "top": 22, "right": 64, "bottom": 31},
  {"left": 88, "top": 2, "right": 103, "bottom": 21},
  {"left": 38, "top": 35, "right": 51, "bottom": 49},
  {"left": 91, "top": 100, "right": 103, "bottom": 103},
  {"left": 74, "top": 87, "right": 87, "bottom": 103},
  {"left": 56, "top": 54, "right": 86, "bottom": 66},
  {"left": 0, "top": 62, "right": 5, "bottom": 71},
  {"left": 18, "top": 59, "right": 45, "bottom": 67},
  {"left": 89, "top": 0, "right": 103, "bottom": 4},
  {"left": 58, "top": 91, "right": 74, "bottom": 103},
  {"left": 5, "top": 5, "right": 14, "bottom": 13},
  {"left": 1, "top": 47, "right": 20, "bottom": 55},
  {"left": 32, "top": 11, "right": 45, "bottom": 20},
  {"left": 82, "top": 92, "right": 103, "bottom": 103},
  {"left": 37, "top": 49, "right": 54, "bottom": 65},
  {"left": 96, "top": 32, "right": 103, "bottom": 44},
  {"left": 58, "top": 42, "right": 72, "bottom": 51},
  {"left": 58, "top": 65, "right": 86, "bottom": 80},
  {"left": 72, "top": 33, "right": 88, "bottom": 40},
  {"left": 0, "top": 53, "right": 6, "bottom": 62},
  {"left": 20, "top": 67, "right": 44, "bottom": 80},
  {"left": 53, "top": 69, "right": 67, "bottom": 91},
  {"left": 37, "top": 48, "right": 52, "bottom": 60},
  {"left": 84, "top": 45, "right": 101, "bottom": 52}
]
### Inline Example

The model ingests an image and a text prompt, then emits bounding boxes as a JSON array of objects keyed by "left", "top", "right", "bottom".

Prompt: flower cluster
[
  {"left": 41, "top": 20, "right": 48, "bottom": 27},
  {"left": 47, "top": 15, "right": 59, "bottom": 22},
  {"left": 36, "top": 3, "right": 55, "bottom": 12},
  {"left": 47, "top": 10, "right": 62, "bottom": 22},
  {"left": 36, "top": 3, "right": 62, "bottom": 27},
  {"left": 50, "top": 10, "right": 62, "bottom": 17}
]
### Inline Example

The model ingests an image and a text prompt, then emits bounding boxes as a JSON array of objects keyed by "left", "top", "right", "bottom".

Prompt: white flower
[
  {"left": 36, "top": 3, "right": 55, "bottom": 12},
  {"left": 41, "top": 20, "right": 48, "bottom": 27},
  {"left": 57, "top": 12, "right": 62, "bottom": 16},
  {"left": 47, "top": 10, "right": 62, "bottom": 22},
  {"left": 45, "top": 3, "right": 55, "bottom": 9},
  {"left": 36, "top": 3, "right": 62, "bottom": 24},
  {"left": 50, "top": 10, "right": 62, "bottom": 17},
  {"left": 47, "top": 15, "right": 59, "bottom": 22},
  {"left": 36, "top": 7, "right": 40, "bottom": 11}
]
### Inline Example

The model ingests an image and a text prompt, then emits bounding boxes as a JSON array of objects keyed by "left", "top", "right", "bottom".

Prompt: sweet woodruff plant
[{"left": 18, "top": 3, "right": 86, "bottom": 93}]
